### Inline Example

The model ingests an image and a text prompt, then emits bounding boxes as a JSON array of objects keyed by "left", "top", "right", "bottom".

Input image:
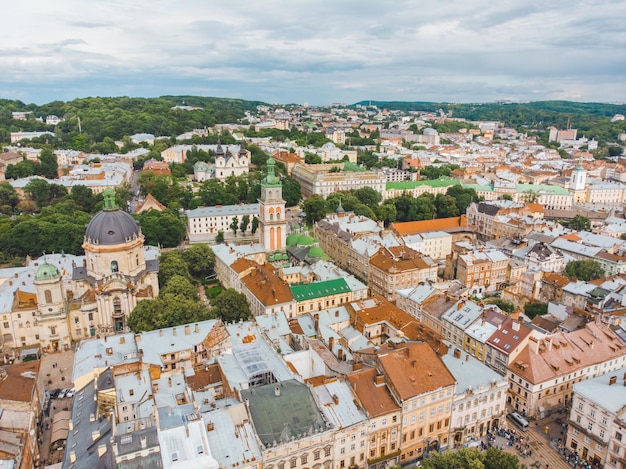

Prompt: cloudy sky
[{"left": 2, "top": 0, "right": 625, "bottom": 105}]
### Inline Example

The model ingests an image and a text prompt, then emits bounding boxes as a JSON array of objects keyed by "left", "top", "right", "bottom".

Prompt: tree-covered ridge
[
  {"left": 0, "top": 95, "right": 267, "bottom": 145},
  {"left": 355, "top": 100, "right": 626, "bottom": 143}
]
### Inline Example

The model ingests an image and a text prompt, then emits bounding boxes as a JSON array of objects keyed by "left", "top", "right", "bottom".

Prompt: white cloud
[{"left": 1, "top": 0, "right": 625, "bottom": 104}]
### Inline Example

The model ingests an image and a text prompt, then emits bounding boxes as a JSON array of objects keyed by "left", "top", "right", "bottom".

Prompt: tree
[
  {"left": 0, "top": 182, "right": 18, "bottom": 213},
  {"left": 564, "top": 259, "right": 605, "bottom": 281},
  {"left": 39, "top": 148, "right": 59, "bottom": 179},
  {"left": 240, "top": 214, "right": 250, "bottom": 234},
  {"left": 435, "top": 194, "right": 460, "bottom": 218},
  {"left": 251, "top": 216, "right": 259, "bottom": 234},
  {"left": 160, "top": 275, "right": 199, "bottom": 302},
  {"left": 421, "top": 447, "right": 518, "bottom": 469},
  {"left": 302, "top": 195, "right": 329, "bottom": 224},
  {"left": 500, "top": 194, "right": 513, "bottom": 201},
  {"left": 566, "top": 215, "right": 591, "bottom": 232},
  {"left": 215, "top": 230, "right": 225, "bottom": 243},
  {"left": 524, "top": 301, "right": 549, "bottom": 319},
  {"left": 353, "top": 186, "right": 382, "bottom": 209},
  {"left": 210, "top": 288, "right": 251, "bottom": 323},
  {"left": 135, "top": 210, "right": 187, "bottom": 247},
  {"left": 230, "top": 216, "right": 239, "bottom": 236},
  {"left": 70, "top": 185, "right": 97, "bottom": 213},
  {"left": 158, "top": 251, "right": 192, "bottom": 287},
  {"left": 182, "top": 244, "right": 215, "bottom": 279},
  {"left": 282, "top": 176, "right": 302, "bottom": 207},
  {"left": 485, "top": 298, "right": 515, "bottom": 313}
]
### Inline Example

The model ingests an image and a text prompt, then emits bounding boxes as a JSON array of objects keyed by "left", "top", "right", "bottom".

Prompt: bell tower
[
  {"left": 571, "top": 156, "right": 587, "bottom": 202},
  {"left": 258, "top": 157, "right": 287, "bottom": 251}
]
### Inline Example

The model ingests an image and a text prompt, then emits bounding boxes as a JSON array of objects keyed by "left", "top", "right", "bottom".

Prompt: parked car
[
  {"left": 65, "top": 388, "right": 75, "bottom": 398},
  {"left": 49, "top": 388, "right": 61, "bottom": 399},
  {"left": 57, "top": 389, "right": 67, "bottom": 399}
]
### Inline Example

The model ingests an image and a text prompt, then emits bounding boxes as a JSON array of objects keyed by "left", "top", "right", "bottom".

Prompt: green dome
[
  {"left": 35, "top": 262, "right": 60, "bottom": 281},
  {"left": 308, "top": 246, "right": 324, "bottom": 258},
  {"left": 286, "top": 233, "right": 299, "bottom": 247},
  {"left": 297, "top": 235, "right": 314, "bottom": 246}
]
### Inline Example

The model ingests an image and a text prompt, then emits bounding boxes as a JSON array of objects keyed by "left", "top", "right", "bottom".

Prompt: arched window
[
  {"left": 111, "top": 260, "right": 119, "bottom": 273},
  {"left": 44, "top": 290, "right": 52, "bottom": 303}
]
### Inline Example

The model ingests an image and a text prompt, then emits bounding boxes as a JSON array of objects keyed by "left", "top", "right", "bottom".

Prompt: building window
[
  {"left": 111, "top": 260, "right": 119, "bottom": 273},
  {"left": 45, "top": 290, "right": 52, "bottom": 303}
]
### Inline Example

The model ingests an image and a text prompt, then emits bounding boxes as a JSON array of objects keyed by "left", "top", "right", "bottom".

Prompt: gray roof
[
  {"left": 241, "top": 379, "right": 328, "bottom": 447},
  {"left": 63, "top": 369, "right": 115, "bottom": 469},
  {"left": 85, "top": 209, "right": 141, "bottom": 245},
  {"left": 573, "top": 366, "right": 626, "bottom": 414},
  {"left": 186, "top": 204, "right": 259, "bottom": 219}
]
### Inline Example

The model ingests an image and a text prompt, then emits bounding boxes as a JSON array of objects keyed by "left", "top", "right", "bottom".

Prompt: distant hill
[
  {"left": 354, "top": 100, "right": 626, "bottom": 143},
  {"left": 0, "top": 95, "right": 267, "bottom": 144}
]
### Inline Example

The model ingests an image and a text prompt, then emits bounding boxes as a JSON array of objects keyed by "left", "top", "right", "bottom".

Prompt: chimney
[
  {"left": 453, "top": 349, "right": 461, "bottom": 359},
  {"left": 275, "top": 385, "right": 281, "bottom": 397},
  {"left": 352, "top": 362, "right": 363, "bottom": 371},
  {"left": 338, "top": 349, "right": 344, "bottom": 361},
  {"left": 528, "top": 336, "right": 540, "bottom": 354},
  {"left": 159, "top": 329, "right": 163, "bottom": 337},
  {"left": 120, "top": 336, "right": 125, "bottom": 344},
  {"left": 375, "top": 374, "right": 385, "bottom": 385},
  {"left": 332, "top": 394, "right": 339, "bottom": 405},
  {"left": 546, "top": 338, "right": 552, "bottom": 352},
  {"left": 328, "top": 337, "right": 334, "bottom": 350},
  {"left": 465, "top": 354, "right": 470, "bottom": 362},
  {"left": 173, "top": 327, "right": 177, "bottom": 336},
  {"left": 609, "top": 376, "right": 617, "bottom": 385},
  {"left": 512, "top": 321, "right": 520, "bottom": 332},
  {"left": 457, "top": 300, "right": 465, "bottom": 311},
  {"left": 185, "top": 325, "right": 190, "bottom": 336},
  {"left": 195, "top": 323, "right": 200, "bottom": 333}
]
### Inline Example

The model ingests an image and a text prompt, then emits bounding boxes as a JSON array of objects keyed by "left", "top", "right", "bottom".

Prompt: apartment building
[
  {"left": 375, "top": 342, "right": 456, "bottom": 465},
  {"left": 455, "top": 249, "right": 510, "bottom": 295},
  {"left": 348, "top": 368, "right": 402, "bottom": 469},
  {"left": 507, "top": 323, "right": 626, "bottom": 418},
  {"left": 442, "top": 348, "right": 508, "bottom": 446},
  {"left": 185, "top": 204, "right": 260, "bottom": 243},
  {"left": 484, "top": 317, "right": 533, "bottom": 375},
  {"left": 566, "top": 368, "right": 626, "bottom": 468},
  {"left": 368, "top": 246, "right": 438, "bottom": 301},
  {"left": 292, "top": 163, "right": 386, "bottom": 198}
]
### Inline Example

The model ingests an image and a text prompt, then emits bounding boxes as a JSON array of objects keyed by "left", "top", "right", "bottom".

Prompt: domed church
[{"left": 71, "top": 188, "right": 160, "bottom": 333}]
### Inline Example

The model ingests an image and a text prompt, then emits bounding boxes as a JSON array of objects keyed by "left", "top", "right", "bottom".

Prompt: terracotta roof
[
  {"left": 230, "top": 257, "right": 257, "bottom": 275},
  {"left": 378, "top": 342, "right": 456, "bottom": 401},
  {"left": 185, "top": 363, "right": 224, "bottom": 391},
  {"left": 486, "top": 317, "right": 532, "bottom": 355},
  {"left": 526, "top": 203, "right": 545, "bottom": 213},
  {"left": 134, "top": 193, "right": 167, "bottom": 213},
  {"left": 560, "top": 233, "right": 582, "bottom": 242},
  {"left": 390, "top": 215, "right": 467, "bottom": 235},
  {"left": 241, "top": 263, "right": 294, "bottom": 306},
  {"left": 542, "top": 272, "right": 570, "bottom": 288},
  {"left": 0, "top": 361, "right": 40, "bottom": 403},
  {"left": 369, "top": 246, "right": 432, "bottom": 272},
  {"left": 509, "top": 323, "right": 626, "bottom": 384},
  {"left": 347, "top": 368, "right": 400, "bottom": 418}
]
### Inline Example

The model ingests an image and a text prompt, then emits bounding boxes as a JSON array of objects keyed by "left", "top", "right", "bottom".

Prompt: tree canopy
[
  {"left": 421, "top": 447, "right": 518, "bottom": 469},
  {"left": 564, "top": 259, "right": 605, "bottom": 281}
]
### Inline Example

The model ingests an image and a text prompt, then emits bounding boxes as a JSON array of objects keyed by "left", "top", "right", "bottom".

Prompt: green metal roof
[
  {"left": 516, "top": 183, "right": 570, "bottom": 195},
  {"left": 462, "top": 183, "right": 494, "bottom": 192},
  {"left": 290, "top": 278, "right": 350, "bottom": 301},
  {"left": 386, "top": 177, "right": 460, "bottom": 190},
  {"left": 342, "top": 162, "right": 368, "bottom": 172}
]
